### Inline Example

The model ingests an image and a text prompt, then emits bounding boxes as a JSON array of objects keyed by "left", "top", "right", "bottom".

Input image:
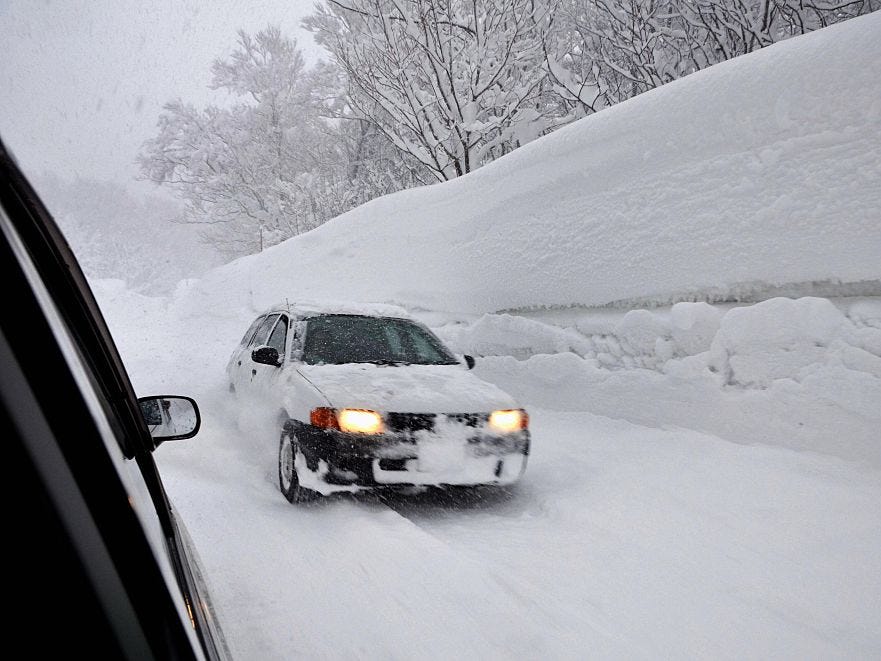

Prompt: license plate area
[{"left": 416, "top": 439, "right": 467, "bottom": 473}]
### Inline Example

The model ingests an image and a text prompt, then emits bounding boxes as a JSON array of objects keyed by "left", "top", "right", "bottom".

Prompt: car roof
[{"left": 261, "top": 300, "right": 414, "bottom": 321}]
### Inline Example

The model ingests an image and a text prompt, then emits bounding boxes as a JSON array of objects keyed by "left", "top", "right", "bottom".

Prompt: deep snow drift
[
  {"left": 170, "top": 12, "right": 881, "bottom": 315},
  {"left": 438, "top": 296, "right": 881, "bottom": 466}
]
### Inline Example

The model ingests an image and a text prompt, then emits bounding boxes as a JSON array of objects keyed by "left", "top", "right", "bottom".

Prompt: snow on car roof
[{"left": 263, "top": 300, "right": 414, "bottom": 320}]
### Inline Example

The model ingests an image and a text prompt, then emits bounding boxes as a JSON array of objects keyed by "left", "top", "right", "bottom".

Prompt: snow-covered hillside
[{"left": 173, "top": 11, "right": 881, "bottom": 316}]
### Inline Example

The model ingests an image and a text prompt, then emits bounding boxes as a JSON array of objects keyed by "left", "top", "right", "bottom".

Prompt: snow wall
[{"left": 177, "top": 12, "right": 881, "bottom": 316}]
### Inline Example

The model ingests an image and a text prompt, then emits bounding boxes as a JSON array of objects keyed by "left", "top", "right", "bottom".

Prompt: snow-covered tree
[
  {"left": 140, "top": 26, "right": 427, "bottom": 258},
  {"left": 139, "top": 27, "right": 322, "bottom": 256},
  {"left": 35, "top": 174, "right": 220, "bottom": 294},
  {"left": 545, "top": 0, "right": 879, "bottom": 116},
  {"left": 306, "top": 0, "right": 556, "bottom": 181}
]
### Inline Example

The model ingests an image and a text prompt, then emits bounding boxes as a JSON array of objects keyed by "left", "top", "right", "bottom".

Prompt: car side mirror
[
  {"left": 463, "top": 354, "right": 476, "bottom": 370},
  {"left": 252, "top": 345, "right": 280, "bottom": 366},
  {"left": 138, "top": 396, "right": 200, "bottom": 445}
]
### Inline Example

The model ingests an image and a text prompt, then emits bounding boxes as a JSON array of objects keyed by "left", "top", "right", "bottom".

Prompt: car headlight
[
  {"left": 488, "top": 409, "right": 528, "bottom": 433},
  {"left": 337, "top": 408, "right": 384, "bottom": 434},
  {"left": 310, "top": 407, "right": 385, "bottom": 434}
]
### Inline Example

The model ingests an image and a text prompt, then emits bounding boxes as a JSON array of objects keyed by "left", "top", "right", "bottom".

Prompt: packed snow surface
[
  {"left": 157, "top": 400, "right": 881, "bottom": 660},
  {"left": 174, "top": 12, "right": 881, "bottom": 315}
]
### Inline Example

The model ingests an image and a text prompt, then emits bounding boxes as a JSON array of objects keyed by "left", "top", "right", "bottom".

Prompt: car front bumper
[{"left": 291, "top": 420, "right": 530, "bottom": 488}]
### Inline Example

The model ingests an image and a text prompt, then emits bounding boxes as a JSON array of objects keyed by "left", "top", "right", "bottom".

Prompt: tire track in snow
[{"left": 379, "top": 487, "right": 650, "bottom": 659}]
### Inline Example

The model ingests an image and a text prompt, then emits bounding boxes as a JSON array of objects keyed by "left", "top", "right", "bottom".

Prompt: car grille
[
  {"left": 385, "top": 412, "right": 488, "bottom": 435},
  {"left": 446, "top": 413, "right": 487, "bottom": 428},
  {"left": 386, "top": 412, "right": 436, "bottom": 433}
]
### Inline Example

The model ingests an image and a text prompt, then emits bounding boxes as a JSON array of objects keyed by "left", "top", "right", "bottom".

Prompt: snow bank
[
  {"left": 437, "top": 301, "right": 725, "bottom": 370},
  {"left": 177, "top": 13, "right": 880, "bottom": 315},
  {"left": 446, "top": 297, "right": 881, "bottom": 465},
  {"left": 438, "top": 313, "right": 592, "bottom": 360},
  {"left": 100, "top": 274, "right": 879, "bottom": 466},
  {"left": 710, "top": 297, "right": 853, "bottom": 387}
]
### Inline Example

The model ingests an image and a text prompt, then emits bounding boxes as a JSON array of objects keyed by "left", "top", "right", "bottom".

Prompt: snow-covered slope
[{"left": 178, "top": 12, "right": 881, "bottom": 315}]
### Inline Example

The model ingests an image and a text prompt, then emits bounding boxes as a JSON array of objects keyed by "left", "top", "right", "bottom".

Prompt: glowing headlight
[
  {"left": 488, "top": 409, "right": 528, "bottom": 433},
  {"left": 337, "top": 409, "right": 384, "bottom": 434}
]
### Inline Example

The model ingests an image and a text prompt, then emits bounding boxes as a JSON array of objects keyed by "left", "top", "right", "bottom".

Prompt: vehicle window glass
[
  {"left": 404, "top": 324, "right": 442, "bottom": 358},
  {"left": 382, "top": 324, "right": 404, "bottom": 355},
  {"left": 250, "top": 314, "right": 278, "bottom": 348},
  {"left": 267, "top": 316, "right": 287, "bottom": 359},
  {"left": 239, "top": 316, "right": 264, "bottom": 346},
  {"left": 302, "top": 315, "right": 458, "bottom": 365},
  {"left": 0, "top": 208, "right": 197, "bottom": 646}
]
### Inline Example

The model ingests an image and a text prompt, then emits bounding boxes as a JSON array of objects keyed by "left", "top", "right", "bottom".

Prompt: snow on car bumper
[
  {"left": 294, "top": 420, "right": 529, "bottom": 488},
  {"left": 370, "top": 453, "right": 527, "bottom": 486}
]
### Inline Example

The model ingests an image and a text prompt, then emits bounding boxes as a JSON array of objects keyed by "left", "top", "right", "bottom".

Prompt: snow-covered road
[{"left": 156, "top": 386, "right": 881, "bottom": 660}]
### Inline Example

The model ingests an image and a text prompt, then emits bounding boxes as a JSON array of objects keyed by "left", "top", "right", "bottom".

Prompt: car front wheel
[{"left": 278, "top": 425, "right": 319, "bottom": 504}]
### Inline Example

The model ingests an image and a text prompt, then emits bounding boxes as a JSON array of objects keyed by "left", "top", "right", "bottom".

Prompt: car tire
[{"left": 278, "top": 425, "right": 319, "bottom": 504}]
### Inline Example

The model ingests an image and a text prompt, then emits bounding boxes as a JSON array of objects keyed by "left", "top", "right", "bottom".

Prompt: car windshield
[{"left": 302, "top": 315, "right": 458, "bottom": 366}]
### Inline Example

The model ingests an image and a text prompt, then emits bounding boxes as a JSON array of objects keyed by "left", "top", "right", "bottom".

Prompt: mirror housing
[
  {"left": 252, "top": 345, "right": 280, "bottom": 366},
  {"left": 138, "top": 396, "right": 201, "bottom": 446},
  {"left": 463, "top": 354, "right": 476, "bottom": 370}
]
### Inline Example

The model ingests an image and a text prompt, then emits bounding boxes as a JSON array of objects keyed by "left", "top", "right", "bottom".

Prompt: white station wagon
[{"left": 227, "top": 302, "right": 530, "bottom": 503}]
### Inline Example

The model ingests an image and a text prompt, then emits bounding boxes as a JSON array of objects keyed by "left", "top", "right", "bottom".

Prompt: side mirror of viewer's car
[
  {"left": 138, "top": 396, "right": 201, "bottom": 443},
  {"left": 252, "top": 345, "right": 281, "bottom": 366},
  {"left": 463, "top": 354, "right": 476, "bottom": 370}
]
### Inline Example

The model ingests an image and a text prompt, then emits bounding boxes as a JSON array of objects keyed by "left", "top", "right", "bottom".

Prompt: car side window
[
  {"left": 249, "top": 314, "right": 279, "bottom": 348},
  {"left": 239, "top": 316, "right": 264, "bottom": 346},
  {"left": 267, "top": 316, "right": 288, "bottom": 360},
  {"left": 403, "top": 324, "right": 440, "bottom": 359},
  {"left": 382, "top": 324, "right": 404, "bottom": 355},
  {"left": 288, "top": 319, "right": 306, "bottom": 362}
]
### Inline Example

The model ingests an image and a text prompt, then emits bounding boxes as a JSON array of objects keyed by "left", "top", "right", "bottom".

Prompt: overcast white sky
[{"left": 0, "top": 0, "right": 325, "bottom": 190}]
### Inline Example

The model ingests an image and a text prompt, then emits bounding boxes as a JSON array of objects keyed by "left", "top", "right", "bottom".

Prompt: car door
[
  {"left": 235, "top": 313, "right": 279, "bottom": 390},
  {"left": 251, "top": 314, "right": 289, "bottom": 395},
  {"left": 227, "top": 315, "right": 264, "bottom": 386}
]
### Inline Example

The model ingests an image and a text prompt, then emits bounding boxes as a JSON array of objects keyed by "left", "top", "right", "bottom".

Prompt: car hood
[{"left": 296, "top": 363, "right": 518, "bottom": 413}]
